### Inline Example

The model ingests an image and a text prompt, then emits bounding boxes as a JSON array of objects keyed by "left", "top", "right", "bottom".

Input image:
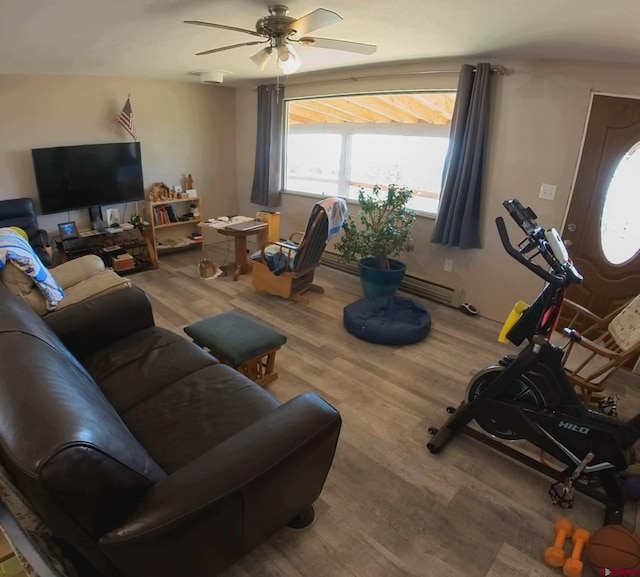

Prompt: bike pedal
[
  {"left": 598, "top": 393, "right": 619, "bottom": 417},
  {"left": 548, "top": 482, "right": 574, "bottom": 509},
  {"left": 587, "top": 408, "right": 622, "bottom": 426}
]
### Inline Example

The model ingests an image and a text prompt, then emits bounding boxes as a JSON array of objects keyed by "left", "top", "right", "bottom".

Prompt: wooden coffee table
[{"left": 216, "top": 223, "right": 267, "bottom": 281}]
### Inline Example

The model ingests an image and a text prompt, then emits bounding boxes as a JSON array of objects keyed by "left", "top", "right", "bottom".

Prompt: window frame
[{"left": 282, "top": 89, "right": 456, "bottom": 218}]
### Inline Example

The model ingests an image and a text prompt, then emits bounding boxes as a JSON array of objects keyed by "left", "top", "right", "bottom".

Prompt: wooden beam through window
[{"left": 288, "top": 92, "right": 456, "bottom": 125}]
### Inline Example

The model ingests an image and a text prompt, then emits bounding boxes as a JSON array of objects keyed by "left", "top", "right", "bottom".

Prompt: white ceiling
[{"left": 2, "top": 0, "right": 640, "bottom": 86}]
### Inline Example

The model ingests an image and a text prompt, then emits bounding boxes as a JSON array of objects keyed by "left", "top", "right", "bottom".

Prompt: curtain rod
[
  {"left": 257, "top": 65, "right": 509, "bottom": 90},
  {"left": 326, "top": 66, "right": 509, "bottom": 82}
]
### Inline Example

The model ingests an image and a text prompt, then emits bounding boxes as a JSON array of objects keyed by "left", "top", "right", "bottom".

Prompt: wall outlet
[
  {"left": 539, "top": 183, "right": 557, "bottom": 200},
  {"left": 444, "top": 259, "right": 453, "bottom": 272}
]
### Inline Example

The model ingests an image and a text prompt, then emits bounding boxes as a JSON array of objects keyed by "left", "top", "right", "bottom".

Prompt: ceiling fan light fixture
[
  {"left": 186, "top": 5, "right": 376, "bottom": 75},
  {"left": 250, "top": 47, "right": 273, "bottom": 71},
  {"left": 276, "top": 44, "right": 301, "bottom": 74}
]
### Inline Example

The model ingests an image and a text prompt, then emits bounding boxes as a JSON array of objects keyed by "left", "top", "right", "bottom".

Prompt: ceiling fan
[{"left": 184, "top": 4, "right": 377, "bottom": 74}]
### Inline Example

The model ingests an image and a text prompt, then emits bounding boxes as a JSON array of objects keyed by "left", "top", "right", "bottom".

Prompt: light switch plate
[{"left": 539, "top": 183, "right": 557, "bottom": 201}]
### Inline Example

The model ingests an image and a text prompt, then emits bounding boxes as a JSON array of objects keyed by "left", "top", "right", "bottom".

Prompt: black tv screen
[{"left": 31, "top": 142, "right": 144, "bottom": 214}]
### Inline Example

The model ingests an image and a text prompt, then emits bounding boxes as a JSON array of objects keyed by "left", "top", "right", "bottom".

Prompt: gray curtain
[
  {"left": 431, "top": 63, "right": 492, "bottom": 248},
  {"left": 251, "top": 84, "right": 285, "bottom": 207}
]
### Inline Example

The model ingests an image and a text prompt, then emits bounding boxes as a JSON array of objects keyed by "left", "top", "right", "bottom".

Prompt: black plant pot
[{"left": 358, "top": 257, "right": 406, "bottom": 298}]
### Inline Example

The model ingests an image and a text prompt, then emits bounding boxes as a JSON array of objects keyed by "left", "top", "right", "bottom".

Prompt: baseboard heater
[{"left": 320, "top": 252, "right": 465, "bottom": 308}]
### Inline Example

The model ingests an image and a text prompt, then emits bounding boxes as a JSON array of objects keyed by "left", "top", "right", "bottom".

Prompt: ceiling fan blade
[
  {"left": 196, "top": 40, "right": 267, "bottom": 56},
  {"left": 184, "top": 20, "right": 263, "bottom": 37},
  {"left": 290, "top": 8, "right": 342, "bottom": 37},
  {"left": 299, "top": 37, "right": 377, "bottom": 55}
]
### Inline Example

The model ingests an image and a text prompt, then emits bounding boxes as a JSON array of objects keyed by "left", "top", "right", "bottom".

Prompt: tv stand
[{"left": 55, "top": 225, "right": 158, "bottom": 274}]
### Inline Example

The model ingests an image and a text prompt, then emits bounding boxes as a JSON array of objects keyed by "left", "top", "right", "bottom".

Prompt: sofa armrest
[
  {"left": 50, "top": 254, "right": 105, "bottom": 289},
  {"left": 44, "top": 286, "right": 155, "bottom": 358},
  {"left": 100, "top": 392, "right": 341, "bottom": 546}
]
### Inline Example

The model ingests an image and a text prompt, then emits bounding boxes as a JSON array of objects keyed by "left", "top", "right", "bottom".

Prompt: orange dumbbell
[
  {"left": 563, "top": 528, "right": 590, "bottom": 577},
  {"left": 544, "top": 518, "right": 574, "bottom": 567}
]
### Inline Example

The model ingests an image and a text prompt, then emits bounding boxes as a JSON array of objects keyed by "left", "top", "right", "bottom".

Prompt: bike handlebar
[{"left": 495, "top": 216, "right": 564, "bottom": 285}]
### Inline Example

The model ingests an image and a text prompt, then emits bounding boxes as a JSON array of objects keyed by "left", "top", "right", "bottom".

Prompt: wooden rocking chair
[
  {"left": 251, "top": 204, "right": 329, "bottom": 304},
  {"left": 556, "top": 295, "right": 640, "bottom": 402}
]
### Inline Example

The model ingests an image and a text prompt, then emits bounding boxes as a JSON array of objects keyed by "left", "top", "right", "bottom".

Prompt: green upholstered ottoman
[{"left": 184, "top": 311, "right": 287, "bottom": 386}]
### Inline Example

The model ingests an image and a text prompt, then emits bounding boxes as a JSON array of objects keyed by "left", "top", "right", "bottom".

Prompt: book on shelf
[
  {"left": 165, "top": 205, "right": 178, "bottom": 223},
  {"left": 153, "top": 206, "right": 172, "bottom": 225}
]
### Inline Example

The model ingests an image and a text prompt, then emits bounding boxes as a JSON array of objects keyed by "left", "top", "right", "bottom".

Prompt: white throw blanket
[
  {"left": 0, "top": 228, "right": 64, "bottom": 310},
  {"left": 316, "top": 197, "right": 348, "bottom": 240}
]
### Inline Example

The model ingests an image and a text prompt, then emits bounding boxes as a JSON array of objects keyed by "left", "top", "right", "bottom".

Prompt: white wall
[
  {"left": 0, "top": 74, "right": 237, "bottom": 234},
  {"left": 235, "top": 59, "right": 640, "bottom": 322},
  {"left": 4, "top": 62, "right": 639, "bottom": 323}
]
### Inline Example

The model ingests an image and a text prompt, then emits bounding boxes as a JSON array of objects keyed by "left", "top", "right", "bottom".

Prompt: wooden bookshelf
[
  {"left": 154, "top": 219, "right": 202, "bottom": 230},
  {"left": 147, "top": 197, "right": 204, "bottom": 256}
]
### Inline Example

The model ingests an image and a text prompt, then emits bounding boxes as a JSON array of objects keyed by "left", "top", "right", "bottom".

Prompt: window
[
  {"left": 601, "top": 141, "right": 640, "bottom": 265},
  {"left": 284, "top": 91, "right": 456, "bottom": 214}
]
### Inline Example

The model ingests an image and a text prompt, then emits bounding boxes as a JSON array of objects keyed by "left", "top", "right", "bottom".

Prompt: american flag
[{"left": 117, "top": 96, "right": 136, "bottom": 141}]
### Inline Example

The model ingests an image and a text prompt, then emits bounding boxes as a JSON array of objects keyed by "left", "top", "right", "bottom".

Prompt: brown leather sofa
[{"left": 0, "top": 286, "right": 341, "bottom": 577}]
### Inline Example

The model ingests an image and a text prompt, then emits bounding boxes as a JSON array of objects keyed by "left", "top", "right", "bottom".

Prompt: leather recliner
[
  {"left": 0, "top": 286, "right": 341, "bottom": 577},
  {"left": 0, "top": 197, "right": 52, "bottom": 267}
]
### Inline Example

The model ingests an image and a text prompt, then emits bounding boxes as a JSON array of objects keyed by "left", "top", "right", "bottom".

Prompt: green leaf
[{"left": 334, "top": 184, "right": 416, "bottom": 270}]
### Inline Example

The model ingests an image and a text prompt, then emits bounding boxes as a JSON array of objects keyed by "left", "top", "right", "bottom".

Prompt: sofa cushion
[
  {"left": 0, "top": 289, "right": 166, "bottom": 539},
  {"left": 0, "top": 228, "right": 64, "bottom": 311},
  {"left": 57, "top": 269, "right": 130, "bottom": 309},
  {"left": 83, "top": 327, "right": 281, "bottom": 472}
]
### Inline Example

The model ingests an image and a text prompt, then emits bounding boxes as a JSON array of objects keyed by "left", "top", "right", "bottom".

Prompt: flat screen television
[{"left": 31, "top": 142, "right": 144, "bottom": 215}]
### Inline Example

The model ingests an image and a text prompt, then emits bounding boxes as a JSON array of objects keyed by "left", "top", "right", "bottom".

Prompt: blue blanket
[{"left": 0, "top": 228, "right": 64, "bottom": 310}]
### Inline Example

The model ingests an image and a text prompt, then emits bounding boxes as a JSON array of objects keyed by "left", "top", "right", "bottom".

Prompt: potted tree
[{"left": 335, "top": 184, "right": 416, "bottom": 297}]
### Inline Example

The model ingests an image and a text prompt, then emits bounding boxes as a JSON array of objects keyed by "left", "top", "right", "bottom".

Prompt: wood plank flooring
[{"left": 130, "top": 243, "right": 640, "bottom": 577}]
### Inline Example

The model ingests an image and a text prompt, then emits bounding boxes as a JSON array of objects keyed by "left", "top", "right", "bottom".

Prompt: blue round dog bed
[{"left": 343, "top": 296, "right": 431, "bottom": 345}]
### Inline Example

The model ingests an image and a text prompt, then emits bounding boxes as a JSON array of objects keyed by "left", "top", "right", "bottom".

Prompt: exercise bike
[{"left": 427, "top": 199, "right": 640, "bottom": 525}]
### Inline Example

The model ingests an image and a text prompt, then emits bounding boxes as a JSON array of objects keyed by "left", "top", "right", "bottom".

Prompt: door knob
[
  {"left": 567, "top": 223, "right": 577, "bottom": 232},
  {"left": 564, "top": 239, "right": 573, "bottom": 247}
]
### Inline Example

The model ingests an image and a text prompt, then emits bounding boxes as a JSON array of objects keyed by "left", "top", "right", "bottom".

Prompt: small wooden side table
[{"left": 216, "top": 223, "right": 267, "bottom": 281}]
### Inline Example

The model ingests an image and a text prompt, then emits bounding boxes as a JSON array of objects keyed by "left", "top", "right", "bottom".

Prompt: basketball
[{"left": 586, "top": 525, "right": 640, "bottom": 574}]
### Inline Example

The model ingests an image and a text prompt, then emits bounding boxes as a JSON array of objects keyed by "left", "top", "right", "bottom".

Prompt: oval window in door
[{"left": 601, "top": 141, "right": 640, "bottom": 265}]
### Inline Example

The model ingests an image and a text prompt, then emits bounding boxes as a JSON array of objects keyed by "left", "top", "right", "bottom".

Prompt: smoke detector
[{"left": 190, "top": 70, "right": 232, "bottom": 85}]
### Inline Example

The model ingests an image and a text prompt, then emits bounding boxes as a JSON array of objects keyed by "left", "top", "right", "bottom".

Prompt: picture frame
[
  {"left": 57, "top": 221, "right": 79, "bottom": 240},
  {"left": 105, "top": 208, "right": 120, "bottom": 227}
]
